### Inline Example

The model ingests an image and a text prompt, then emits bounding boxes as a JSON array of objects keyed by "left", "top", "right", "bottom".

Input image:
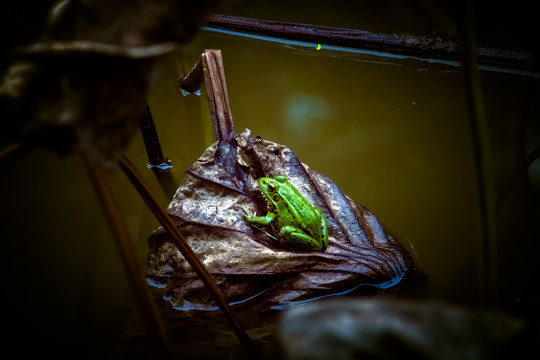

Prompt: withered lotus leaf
[{"left": 147, "top": 129, "right": 414, "bottom": 312}]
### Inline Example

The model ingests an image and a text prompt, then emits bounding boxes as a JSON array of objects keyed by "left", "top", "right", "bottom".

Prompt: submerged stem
[{"left": 118, "top": 154, "right": 261, "bottom": 360}]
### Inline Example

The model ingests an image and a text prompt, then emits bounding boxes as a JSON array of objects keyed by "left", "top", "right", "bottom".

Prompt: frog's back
[{"left": 280, "top": 183, "right": 322, "bottom": 234}]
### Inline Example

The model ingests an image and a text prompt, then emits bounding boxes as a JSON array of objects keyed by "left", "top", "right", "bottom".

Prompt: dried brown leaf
[{"left": 147, "top": 129, "right": 415, "bottom": 313}]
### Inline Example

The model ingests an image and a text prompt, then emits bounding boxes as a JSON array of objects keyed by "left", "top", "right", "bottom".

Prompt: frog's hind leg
[{"left": 279, "top": 226, "right": 323, "bottom": 251}]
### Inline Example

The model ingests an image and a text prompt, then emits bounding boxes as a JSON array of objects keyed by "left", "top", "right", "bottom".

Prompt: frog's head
[{"left": 258, "top": 175, "right": 289, "bottom": 210}]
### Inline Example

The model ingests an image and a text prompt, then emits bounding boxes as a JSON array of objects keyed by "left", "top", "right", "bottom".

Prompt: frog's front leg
[
  {"left": 279, "top": 225, "right": 324, "bottom": 251},
  {"left": 244, "top": 212, "right": 276, "bottom": 226}
]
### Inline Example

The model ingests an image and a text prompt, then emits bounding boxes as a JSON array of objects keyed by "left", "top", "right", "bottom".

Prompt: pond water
[{"left": 2, "top": 1, "right": 539, "bottom": 358}]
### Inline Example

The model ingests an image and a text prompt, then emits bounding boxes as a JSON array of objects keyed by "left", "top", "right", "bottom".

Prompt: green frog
[{"left": 244, "top": 175, "right": 329, "bottom": 251}]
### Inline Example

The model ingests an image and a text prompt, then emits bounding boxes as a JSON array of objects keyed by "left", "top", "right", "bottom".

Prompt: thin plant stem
[
  {"left": 495, "top": 143, "right": 540, "bottom": 216},
  {"left": 118, "top": 154, "right": 261, "bottom": 360},
  {"left": 83, "top": 154, "right": 171, "bottom": 360},
  {"left": 0, "top": 141, "right": 32, "bottom": 168},
  {"left": 139, "top": 98, "right": 178, "bottom": 200},
  {"left": 206, "top": 14, "right": 537, "bottom": 77},
  {"left": 461, "top": 0, "right": 497, "bottom": 306}
]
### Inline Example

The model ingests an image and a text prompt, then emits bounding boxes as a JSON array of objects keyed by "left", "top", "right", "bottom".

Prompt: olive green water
[{"left": 2, "top": 1, "right": 540, "bottom": 358}]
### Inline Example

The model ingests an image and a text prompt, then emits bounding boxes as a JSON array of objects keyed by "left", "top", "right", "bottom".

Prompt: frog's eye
[{"left": 268, "top": 182, "right": 276, "bottom": 192}]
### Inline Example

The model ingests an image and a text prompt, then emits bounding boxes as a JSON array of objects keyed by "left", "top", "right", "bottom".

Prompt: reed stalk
[
  {"left": 83, "top": 154, "right": 171, "bottom": 360},
  {"left": 118, "top": 154, "right": 261, "bottom": 359}
]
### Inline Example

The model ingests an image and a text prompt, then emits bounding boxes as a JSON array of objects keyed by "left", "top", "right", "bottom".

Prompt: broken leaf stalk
[{"left": 201, "top": 50, "right": 236, "bottom": 142}]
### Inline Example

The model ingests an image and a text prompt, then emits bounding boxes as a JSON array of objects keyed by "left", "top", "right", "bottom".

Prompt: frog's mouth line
[
  {"left": 256, "top": 186, "right": 274, "bottom": 212},
  {"left": 259, "top": 189, "right": 272, "bottom": 211}
]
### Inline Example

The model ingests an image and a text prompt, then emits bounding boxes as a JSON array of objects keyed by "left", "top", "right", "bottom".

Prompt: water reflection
[{"left": 284, "top": 92, "right": 329, "bottom": 134}]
